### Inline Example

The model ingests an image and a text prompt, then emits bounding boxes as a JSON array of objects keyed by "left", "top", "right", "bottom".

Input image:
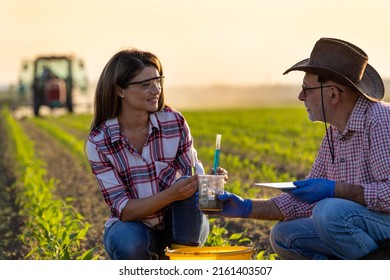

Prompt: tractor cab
[{"left": 18, "top": 55, "right": 88, "bottom": 116}]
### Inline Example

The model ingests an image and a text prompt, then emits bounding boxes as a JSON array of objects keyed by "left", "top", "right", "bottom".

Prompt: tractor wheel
[
  {"left": 33, "top": 93, "right": 42, "bottom": 116},
  {"left": 66, "top": 94, "right": 73, "bottom": 113}
]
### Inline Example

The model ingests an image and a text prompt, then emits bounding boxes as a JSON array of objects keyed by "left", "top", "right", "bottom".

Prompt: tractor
[{"left": 18, "top": 55, "right": 88, "bottom": 116}]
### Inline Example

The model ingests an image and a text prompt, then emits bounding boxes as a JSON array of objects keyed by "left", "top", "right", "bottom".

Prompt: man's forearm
[
  {"left": 249, "top": 199, "right": 284, "bottom": 220},
  {"left": 334, "top": 182, "right": 366, "bottom": 206}
]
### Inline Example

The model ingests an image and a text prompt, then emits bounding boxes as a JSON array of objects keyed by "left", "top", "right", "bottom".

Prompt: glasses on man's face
[
  {"left": 125, "top": 76, "right": 165, "bottom": 92},
  {"left": 301, "top": 84, "right": 343, "bottom": 98}
]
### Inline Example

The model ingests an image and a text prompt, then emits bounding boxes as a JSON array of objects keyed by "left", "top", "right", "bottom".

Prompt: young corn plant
[
  {"left": 204, "top": 218, "right": 279, "bottom": 260},
  {"left": 2, "top": 107, "right": 99, "bottom": 259},
  {"left": 203, "top": 220, "right": 252, "bottom": 247}
]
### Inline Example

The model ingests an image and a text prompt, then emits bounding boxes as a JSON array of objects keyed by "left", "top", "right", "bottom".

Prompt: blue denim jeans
[
  {"left": 270, "top": 198, "right": 390, "bottom": 259},
  {"left": 103, "top": 193, "right": 209, "bottom": 260}
]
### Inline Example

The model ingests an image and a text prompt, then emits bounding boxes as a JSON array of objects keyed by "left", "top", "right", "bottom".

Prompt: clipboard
[{"left": 253, "top": 182, "right": 296, "bottom": 189}]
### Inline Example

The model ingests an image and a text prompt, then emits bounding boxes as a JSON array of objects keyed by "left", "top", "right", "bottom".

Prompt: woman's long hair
[{"left": 90, "top": 48, "right": 165, "bottom": 131}]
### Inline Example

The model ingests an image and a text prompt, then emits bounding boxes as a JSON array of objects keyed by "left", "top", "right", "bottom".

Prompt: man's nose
[{"left": 298, "top": 90, "right": 305, "bottom": 101}]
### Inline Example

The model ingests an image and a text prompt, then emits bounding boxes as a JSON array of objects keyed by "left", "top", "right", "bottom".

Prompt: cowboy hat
[{"left": 283, "top": 37, "right": 384, "bottom": 102}]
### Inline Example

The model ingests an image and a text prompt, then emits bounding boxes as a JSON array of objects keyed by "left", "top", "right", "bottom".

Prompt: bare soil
[
  {"left": 0, "top": 117, "right": 27, "bottom": 259},
  {"left": 0, "top": 117, "right": 275, "bottom": 259}
]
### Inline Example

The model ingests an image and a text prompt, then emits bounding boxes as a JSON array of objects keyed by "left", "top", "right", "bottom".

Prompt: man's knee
[
  {"left": 312, "top": 198, "right": 355, "bottom": 237},
  {"left": 313, "top": 198, "right": 348, "bottom": 220}
]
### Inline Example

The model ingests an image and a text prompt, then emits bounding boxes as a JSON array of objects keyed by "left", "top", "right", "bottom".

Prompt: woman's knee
[
  {"left": 108, "top": 235, "right": 149, "bottom": 259},
  {"left": 104, "top": 221, "right": 151, "bottom": 260}
]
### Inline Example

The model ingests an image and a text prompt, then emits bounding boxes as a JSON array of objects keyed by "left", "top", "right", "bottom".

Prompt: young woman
[{"left": 86, "top": 48, "right": 227, "bottom": 259}]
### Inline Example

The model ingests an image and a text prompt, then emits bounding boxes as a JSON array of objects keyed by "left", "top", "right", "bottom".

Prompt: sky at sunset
[{"left": 1, "top": 0, "right": 390, "bottom": 88}]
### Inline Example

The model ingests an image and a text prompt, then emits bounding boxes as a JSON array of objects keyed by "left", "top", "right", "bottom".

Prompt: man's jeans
[
  {"left": 103, "top": 193, "right": 209, "bottom": 260},
  {"left": 270, "top": 198, "right": 390, "bottom": 259}
]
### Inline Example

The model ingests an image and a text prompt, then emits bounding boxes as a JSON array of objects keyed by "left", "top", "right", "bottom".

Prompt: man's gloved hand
[
  {"left": 211, "top": 191, "right": 252, "bottom": 218},
  {"left": 283, "top": 178, "right": 336, "bottom": 204}
]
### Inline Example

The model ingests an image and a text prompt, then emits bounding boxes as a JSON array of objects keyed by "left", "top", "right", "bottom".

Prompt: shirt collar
[
  {"left": 344, "top": 95, "right": 372, "bottom": 133},
  {"left": 106, "top": 118, "right": 121, "bottom": 143},
  {"left": 149, "top": 113, "right": 160, "bottom": 132}
]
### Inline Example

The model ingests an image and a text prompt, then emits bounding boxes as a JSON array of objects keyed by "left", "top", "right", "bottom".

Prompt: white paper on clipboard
[{"left": 254, "top": 182, "right": 296, "bottom": 189}]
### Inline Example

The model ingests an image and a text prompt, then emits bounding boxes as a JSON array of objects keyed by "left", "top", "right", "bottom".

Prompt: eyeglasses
[
  {"left": 301, "top": 84, "right": 343, "bottom": 98},
  {"left": 124, "top": 76, "right": 165, "bottom": 92}
]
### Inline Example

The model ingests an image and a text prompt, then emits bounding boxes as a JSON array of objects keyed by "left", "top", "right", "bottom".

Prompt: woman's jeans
[
  {"left": 103, "top": 193, "right": 209, "bottom": 260},
  {"left": 270, "top": 198, "right": 390, "bottom": 259}
]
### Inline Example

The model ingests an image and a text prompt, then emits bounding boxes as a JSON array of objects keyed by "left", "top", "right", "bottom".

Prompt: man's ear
[{"left": 330, "top": 87, "right": 341, "bottom": 105}]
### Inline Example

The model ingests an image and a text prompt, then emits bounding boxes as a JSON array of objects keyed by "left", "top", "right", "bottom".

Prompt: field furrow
[{"left": 18, "top": 119, "right": 108, "bottom": 259}]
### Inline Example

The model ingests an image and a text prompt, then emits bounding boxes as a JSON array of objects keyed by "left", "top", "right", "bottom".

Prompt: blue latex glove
[
  {"left": 212, "top": 191, "right": 252, "bottom": 218},
  {"left": 284, "top": 178, "right": 336, "bottom": 204}
]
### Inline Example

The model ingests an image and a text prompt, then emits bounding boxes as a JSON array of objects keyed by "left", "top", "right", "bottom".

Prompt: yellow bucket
[{"left": 165, "top": 246, "right": 256, "bottom": 260}]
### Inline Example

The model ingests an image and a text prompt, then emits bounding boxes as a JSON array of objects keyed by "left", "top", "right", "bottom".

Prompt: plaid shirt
[
  {"left": 272, "top": 96, "right": 390, "bottom": 220},
  {"left": 86, "top": 106, "right": 204, "bottom": 229}
]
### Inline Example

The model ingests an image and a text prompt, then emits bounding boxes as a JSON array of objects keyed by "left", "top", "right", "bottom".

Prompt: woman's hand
[
  {"left": 208, "top": 167, "right": 229, "bottom": 182},
  {"left": 169, "top": 175, "right": 199, "bottom": 202}
]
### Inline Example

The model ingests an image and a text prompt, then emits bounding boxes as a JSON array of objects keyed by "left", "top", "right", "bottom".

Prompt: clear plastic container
[{"left": 197, "top": 175, "right": 225, "bottom": 211}]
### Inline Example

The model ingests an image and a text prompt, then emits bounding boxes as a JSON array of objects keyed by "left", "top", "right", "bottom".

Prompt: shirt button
[
  {"left": 341, "top": 137, "right": 346, "bottom": 141},
  {"left": 340, "top": 158, "right": 345, "bottom": 163}
]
